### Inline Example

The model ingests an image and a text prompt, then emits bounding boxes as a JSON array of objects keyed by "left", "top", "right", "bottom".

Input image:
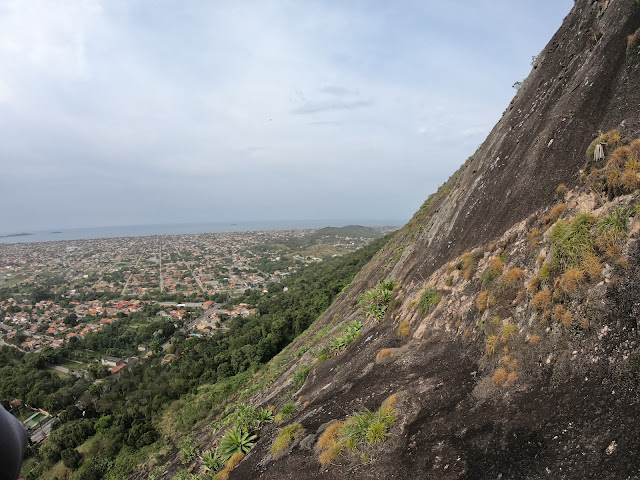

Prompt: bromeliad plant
[
  {"left": 358, "top": 280, "right": 396, "bottom": 320},
  {"left": 218, "top": 428, "right": 257, "bottom": 461},
  {"left": 329, "top": 320, "right": 363, "bottom": 353},
  {"left": 201, "top": 449, "right": 224, "bottom": 474}
]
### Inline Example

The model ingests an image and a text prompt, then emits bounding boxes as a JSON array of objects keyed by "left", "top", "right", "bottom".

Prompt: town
[{"left": 1, "top": 227, "right": 389, "bottom": 354}]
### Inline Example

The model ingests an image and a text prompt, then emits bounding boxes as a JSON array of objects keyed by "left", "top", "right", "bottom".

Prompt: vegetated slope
[
  {"left": 309, "top": 226, "right": 384, "bottom": 241},
  {"left": 143, "top": 1, "right": 640, "bottom": 479}
]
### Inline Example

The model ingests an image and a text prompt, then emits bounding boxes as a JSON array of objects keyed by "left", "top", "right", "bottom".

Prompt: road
[{"left": 121, "top": 251, "right": 144, "bottom": 295}]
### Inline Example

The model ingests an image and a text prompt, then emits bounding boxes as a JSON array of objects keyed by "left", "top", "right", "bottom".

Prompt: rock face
[{"left": 209, "top": 1, "right": 640, "bottom": 479}]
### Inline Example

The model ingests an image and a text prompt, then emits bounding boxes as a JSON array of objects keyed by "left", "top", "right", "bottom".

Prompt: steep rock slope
[{"left": 163, "top": 1, "right": 640, "bottom": 479}]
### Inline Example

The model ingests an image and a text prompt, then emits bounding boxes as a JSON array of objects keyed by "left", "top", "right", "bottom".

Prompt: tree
[
  {"left": 64, "top": 313, "right": 78, "bottom": 327},
  {"left": 61, "top": 448, "right": 83, "bottom": 469}
]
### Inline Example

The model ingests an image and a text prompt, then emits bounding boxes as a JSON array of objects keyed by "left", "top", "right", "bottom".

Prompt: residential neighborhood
[{"left": 0, "top": 227, "right": 389, "bottom": 354}]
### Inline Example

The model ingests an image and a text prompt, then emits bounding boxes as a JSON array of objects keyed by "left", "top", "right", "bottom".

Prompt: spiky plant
[
  {"left": 218, "top": 428, "right": 257, "bottom": 461},
  {"left": 256, "top": 408, "right": 274, "bottom": 426},
  {"left": 201, "top": 449, "right": 224, "bottom": 474}
]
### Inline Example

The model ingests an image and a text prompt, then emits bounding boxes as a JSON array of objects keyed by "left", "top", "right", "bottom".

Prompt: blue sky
[{"left": 0, "top": 0, "right": 574, "bottom": 232}]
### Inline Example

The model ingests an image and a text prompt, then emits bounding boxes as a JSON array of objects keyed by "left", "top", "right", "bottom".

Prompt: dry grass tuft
[
  {"left": 489, "top": 257, "right": 505, "bottom": 273},
  {"left": 620, "top": 169, "right": 638, "bottom": 192},
  {"left": 500, "top": 323, "right": 517, "bottom": 343},
  {"left": 492, "top": 368, "right": 508, "bottom": 386},
  {"left": 476, "top": 291, "right": 489, "bottom": 311},
  {"left": 215, "top": 452, "right": 245, "bottom": 480},
  {"left": 540, "top": 309, "right": 551, "bottom": 325},
  {"left": 464, "top": 268, "right": 474, "bottom": 281},
  {"left": 515, "top": 290, "right": 525, "bottom": 304},
  {"left": 382, "top": 394, "right": 397, "bottom": 409},
  {"left": 528, "top": 228, "right": 542, "bottom": 249},
  {"left": 461, "top": 249, "right": 483, "bottom": 281},
  {"left": 558, "top": 268, "right": 583, "bottom": 294},
  {"left": 561, "top": 311, "right": 573, "bottom": 329},
  {"left": 627, "top": 27, "right": 640, "bottom": 54},
  {"left": 552, "top": 305, "right": 567, "bottom": 323},
  {"left": 487, "top": 293, "right": 496, "bottom": 309},
  {"left": 502, "top": 268, "right": 524, "bottom": 288},
  {"left": 528, "top": 335, "right": 541, "bottom": 345},
  {"left": 317, "top": 423, "right": 343, "bottom": 452},
  {"left": 604, "top": 243, "right": 622, "bottom": 259},
  {"left": 506, "top": 371, "right": 518, "bottom": 385},
  {"left": 527, "top": 275, "right": 540, "bottom": 295},
  {"left": 556, "top": 184, "right": 567, "bottom": 196},
  {"left": 604, "top": 129, "right": 622, "bottom": 145},
  {"left": 581, "top": 252, "right": 602, "bottom": 281},
  {"left": 397, "top": 320, "right": 410, "bottom": 340},
  {"left": 462, "top": 328, "right": 470, "bottom": 340},
  {"left": 318, "top": 440, "right": 344, "bottom": 467},
  {"left": 376, "top": 349, "right": 394, "bottom": 363},
  {"left": 544, "top": 203, "right": 567, "bottom": 224},
  {"left": 608, "top": 146, "right": 632, "bottom": 169},
  {"left": 532, "top": 290, "right": 552, "bottom": 311},
  {"left": 486, "top": 335, "right": 498, "bottom": 355}
]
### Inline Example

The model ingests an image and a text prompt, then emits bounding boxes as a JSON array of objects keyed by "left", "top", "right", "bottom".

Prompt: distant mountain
[{"left": 310, "top": 225, "right": 384, "bottom": 240}]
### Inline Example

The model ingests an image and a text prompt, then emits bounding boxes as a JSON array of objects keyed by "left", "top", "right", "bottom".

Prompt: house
[
  {"left": 109, "top": 363, "right": 126, "bottom": 375},
  {"left": 101, "top": 356, "right": 123, "bottom": 368}
]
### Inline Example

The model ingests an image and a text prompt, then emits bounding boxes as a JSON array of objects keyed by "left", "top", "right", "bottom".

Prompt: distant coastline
[
  {"left": 0, "top": 232, "right": 34, "bottom": 238},
  {"left": 0, "top": 220, "right": 402, "bottom": 245}
]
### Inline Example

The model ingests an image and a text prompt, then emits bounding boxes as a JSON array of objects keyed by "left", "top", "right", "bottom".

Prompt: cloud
[
  {"left": 290, "top": 84, "right": 372, "bottom": 115},
  {"left": 318, "top": 86, "right": 354, "bottom": 97},
  {"left": 292, "top": 99, "right": 372, "bottom": 115}
]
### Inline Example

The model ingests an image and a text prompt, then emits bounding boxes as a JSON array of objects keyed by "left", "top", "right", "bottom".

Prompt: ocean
[{"left": 0, "top": 219, "right": 402, "bottom": 245}]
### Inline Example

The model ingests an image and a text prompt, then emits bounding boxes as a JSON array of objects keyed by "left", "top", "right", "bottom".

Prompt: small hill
[{"left": 309, "top": 225, "right": 385, "bottom": 241}]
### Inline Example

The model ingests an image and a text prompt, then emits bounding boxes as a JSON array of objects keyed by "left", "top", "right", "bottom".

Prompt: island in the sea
[{"left": 0, "top": 232, "right": 34, "bottom": 238}]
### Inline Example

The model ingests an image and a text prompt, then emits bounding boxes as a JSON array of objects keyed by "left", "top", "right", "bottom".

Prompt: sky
[{"left": 0, "top": 0, "right": 574, "bottom": 233}]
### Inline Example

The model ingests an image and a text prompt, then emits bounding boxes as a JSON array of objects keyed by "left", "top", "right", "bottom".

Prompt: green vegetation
[
  {"left": 329, "top": 320, "right": 363, "bottom": 353},
  {"left": 201, "top": 449, "right": 224, "bottom": 475},
  {"left": 275, "top": 402, "right": 297, "bottom": 423},
  {"left": 292, "top": 365, "right": 310, "bottom": 390},
  {"left": 358, "top": 279, "right": 395, "bottom": 320},
  {"left": 549, "top": 214, "right": 595, "bottom": 272},
  {"left": 598, "top": 207, "right": 630, "bottom": 243},
  {"left": 218, "top": 428, "right": 257, "bottom": 461},
  {"left": 271, "top": 423, "right": 304, "bottom": 457},
  {"left": 178, "top": 434, "right": 199, "bottom": 463},
  {"left": 0, "top": 346, "right": 90, "bottom": 413},
  {"left": 418, "top": 287, "right": 439, "bottom": 313},
  {"left": 316, "top": 395, "right": 398, "bottom": 466}
]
